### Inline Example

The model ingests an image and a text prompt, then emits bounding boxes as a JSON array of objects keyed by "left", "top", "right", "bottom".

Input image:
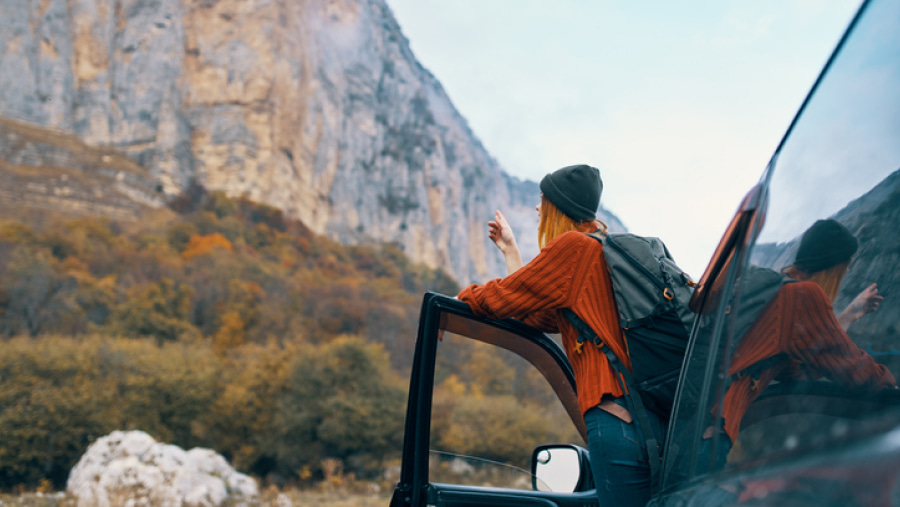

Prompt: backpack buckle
[{"left": 663, "top": 288, "right": 674, "bottom": 300}]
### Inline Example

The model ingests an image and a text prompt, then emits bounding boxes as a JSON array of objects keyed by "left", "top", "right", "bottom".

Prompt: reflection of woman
[
  {"left": 783, "top": 219, "right": 883, "bottom": 331},
  {"left": 458, "top": 164, "right": 665, "bottom": 507},
  {"left": 716, "top": 220, "right": 896, "bottom": 463}
]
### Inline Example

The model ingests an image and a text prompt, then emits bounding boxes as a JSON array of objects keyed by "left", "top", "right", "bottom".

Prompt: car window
[
  {"left": 663, "top": 0, "right": 900, "bottom": 489},
  {"left": 724, "top": 0, "right": 900, "bottom": 468},
  {"left": 428, "top": 329, "right": 582, "bottom": 489}
]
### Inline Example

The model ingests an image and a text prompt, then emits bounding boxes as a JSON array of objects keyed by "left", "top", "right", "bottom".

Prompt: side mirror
[{"left": 531, "top": 444, "right": 592, "bottom": 493}]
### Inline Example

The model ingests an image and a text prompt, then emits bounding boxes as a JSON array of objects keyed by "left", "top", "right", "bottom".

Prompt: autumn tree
[
  {"left": 201, "top": 340, "right": 297, "bottom": 476},
  {"left": 274, "top": 336, "right": 405, "bottom": 478},
  {"left": 103, "top": 279, "right": 199, "bottom": 342},
  {"left": 0, "top": 247, "right": 82, "bottom": 336}
]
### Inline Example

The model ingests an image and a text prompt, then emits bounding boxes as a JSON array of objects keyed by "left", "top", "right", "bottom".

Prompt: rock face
[
  {"left": 0, "top": 0, "right": 622, "bottom": 284},
  {"left": 66, "top": 430, "right": 259, "bottom": 507},
  {"left": 0, "top": 117, "right": 164, "bottom": 220}
]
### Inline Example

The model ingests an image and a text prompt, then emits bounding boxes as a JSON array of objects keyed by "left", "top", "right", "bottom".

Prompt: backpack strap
[{"left": 562, "top": 308, "right": 662, "bottom": 492}]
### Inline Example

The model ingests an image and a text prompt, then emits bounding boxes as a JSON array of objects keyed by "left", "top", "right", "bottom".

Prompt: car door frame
[{"left": 390, "top": 292, "right": 598, "bottom": 507}]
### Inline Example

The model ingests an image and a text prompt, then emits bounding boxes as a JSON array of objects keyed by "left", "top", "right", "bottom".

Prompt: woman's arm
[
  {"left": 837, "top": 283, "right": 882, "bottom": 331},
  {"left": 459, "top": 232, "right": 590, "bottom": 330},
  {"left": 788, "top": 283, "right": 896, "bottom": 389}
]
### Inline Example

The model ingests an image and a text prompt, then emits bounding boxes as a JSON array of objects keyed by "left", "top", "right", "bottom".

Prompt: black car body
[{"left": 390, "top": 0, "right": 900, "bottom": 504}]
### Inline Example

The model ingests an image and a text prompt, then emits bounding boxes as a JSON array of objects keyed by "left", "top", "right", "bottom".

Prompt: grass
[
  {"left": 0, "top": 492, "right": 74, "bottom": 507},
  {"left": 0, "top": 487, "right": 392, "bottom": 507},
  {"left": 286, "top": 490, "right": 389, "bottom": 506}
]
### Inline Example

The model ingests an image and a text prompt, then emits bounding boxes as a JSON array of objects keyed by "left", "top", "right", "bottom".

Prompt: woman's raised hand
[
  {"left": 849, "top": 283, "right": 882, "bottom": 313},
  {"left": 488, "top": 210, "right": 517, "bottom": 253},
  {"left": 488, "top": 210, "right": 523, "bottom": 274},
  {"left": 838, "top": 283, "right": 883, "bottom": 330}
]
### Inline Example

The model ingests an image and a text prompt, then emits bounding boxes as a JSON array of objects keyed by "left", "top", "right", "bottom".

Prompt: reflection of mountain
[{"left": 751, "top": 168, "right": 900, "bottom": 354}]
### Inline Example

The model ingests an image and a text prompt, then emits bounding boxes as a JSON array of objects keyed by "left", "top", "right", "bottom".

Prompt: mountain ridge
[{"left": 0, "top": 0, "right": 624, "bottom": 284}]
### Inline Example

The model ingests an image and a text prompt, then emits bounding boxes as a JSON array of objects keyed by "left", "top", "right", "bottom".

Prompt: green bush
[
  {"left": 0, "top": 334, "right": 412, "bottom": 489},
  {"left": 434, "top": 395, "right": 553, "bottom": 469},
  {"left": 0, "top": 336, "right": 221, "bottom": 489},
  {"left": 274, "top": 336, "right": 405, "bottom": 479}
]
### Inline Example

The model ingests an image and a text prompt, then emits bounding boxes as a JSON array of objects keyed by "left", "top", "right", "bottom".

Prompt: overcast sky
[{"left": 386, "top": 0, "right": 862, "bottom": 277}]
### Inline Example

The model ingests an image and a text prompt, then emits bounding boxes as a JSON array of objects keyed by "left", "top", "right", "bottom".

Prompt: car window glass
[
  {"left": 428, "top": 331, "right": 581, "bottom": 489},
  {"left": 663, "top": 0, "right": 900, "bottom": 488},
  {"left": 729, "top": 0, "right": 900, "bottom": 470}
]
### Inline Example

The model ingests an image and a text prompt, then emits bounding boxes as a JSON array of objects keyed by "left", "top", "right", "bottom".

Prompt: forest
[{"left": 0, "top": 188, "right": 575, "bottom": 491}]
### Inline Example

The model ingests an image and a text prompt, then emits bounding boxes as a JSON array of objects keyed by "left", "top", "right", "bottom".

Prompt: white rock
[{"left": 67, "top": 430, "right": 259, "bottom": 507}]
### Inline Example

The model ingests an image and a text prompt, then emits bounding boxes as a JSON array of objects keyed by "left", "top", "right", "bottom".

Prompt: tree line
[{"left": 0, "top": 189, "right": 577, "bottom": 490}]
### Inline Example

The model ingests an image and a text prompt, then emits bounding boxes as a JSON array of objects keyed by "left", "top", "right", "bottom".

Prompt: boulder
[{"left": 66, "top": 430, "right": 259, "bottom": 507}]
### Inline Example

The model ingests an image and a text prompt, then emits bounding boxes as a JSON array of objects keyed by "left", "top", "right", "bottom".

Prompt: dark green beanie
[
  {"left": 539, "top": 164, "right": 603, "bottom": 221},
  {"left": 794, "top": 219, "right": 858, "bottom": 274}
]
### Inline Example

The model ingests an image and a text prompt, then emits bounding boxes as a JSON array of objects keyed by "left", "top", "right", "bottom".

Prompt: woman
[{"left": 458, "top": 164, "right": 665, "bottom": 507}]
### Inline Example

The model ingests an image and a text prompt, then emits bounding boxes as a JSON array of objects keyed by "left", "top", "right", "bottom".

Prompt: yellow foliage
[
  {"left": 0, "top": 335, "right": 220, "bottom": 487},
  {"left": 181, "top": 233, "right": 233, "bottom": 259},
  {"left": 205, "top": 340, "right": 301, "bottom": 471},
  {"left": 436, "top": 395, "right": 551, "bottom": 468},
  {"left": 36, "top": 478, "right": 53, "bottom": 494},
  {"left": 439, "top": 374, "right": 467, "bottom": 397},
  {"left": 59, "top": 256, "right": 89, "bottom": 274},
  {"left": 464, "top": 346, "right": 515, "bottom": 397},
  {"left": 213, "top": 311, "right": 245, "bottom": 355},
  {"left": 0, "top": 221, "right": 36, "bottom": 242}
]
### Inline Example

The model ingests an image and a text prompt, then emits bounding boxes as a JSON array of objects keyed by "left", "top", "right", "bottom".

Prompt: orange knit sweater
[
  {"left": 721, "top": 281, "right": 896, "bottom": 441},
  {"left": 458, "top": 231, "right": 629, "bottom": 416}
]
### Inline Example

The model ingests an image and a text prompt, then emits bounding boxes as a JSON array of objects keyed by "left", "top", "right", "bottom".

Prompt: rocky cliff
[
  {"left": 0, "top": 0, "right": 622, "bottom": 284},
  {"left": 0, "top": 116, "right": 164, "bottom": 220}
]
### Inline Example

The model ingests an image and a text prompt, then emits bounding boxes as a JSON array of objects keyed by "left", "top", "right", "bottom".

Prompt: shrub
[
  {"left": 274, "top": 337, "right": 405, "bottom": 479},
  {"left": 0, "top": 335, "right": 409, "bottom": 490},
  {"left": 434, "top": 395, "right": 552, "bottom": 469},
  {"left": 0, "top": 336, "right": 219, "bottom": 489},
  {"left": 103, "top": 279, "right": 199, "bottom": 343}
]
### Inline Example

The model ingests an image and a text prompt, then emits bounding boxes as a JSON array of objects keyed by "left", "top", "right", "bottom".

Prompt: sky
[{"left": 386, "top": 0, "right": 863, "bottom": 277}]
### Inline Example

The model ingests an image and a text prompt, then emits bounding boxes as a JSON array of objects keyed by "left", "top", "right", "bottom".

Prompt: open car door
[{"left": 390, "top": 292, "right": 599, "bottom": 507}]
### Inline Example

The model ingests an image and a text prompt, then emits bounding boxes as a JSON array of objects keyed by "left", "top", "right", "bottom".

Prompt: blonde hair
[
  {"left": 538, "top": 195, "right": 608, "bottom": 248},
  {"left": 783, "top": 261, "right": 850, "bottom": 302}
]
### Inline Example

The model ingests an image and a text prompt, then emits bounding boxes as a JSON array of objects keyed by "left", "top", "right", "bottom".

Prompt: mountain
[{"left": 0, "top": 0, "right": 623, "bottom": 285}]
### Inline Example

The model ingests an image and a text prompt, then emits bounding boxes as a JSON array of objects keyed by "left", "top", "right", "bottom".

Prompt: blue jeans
[{"left": 584, "top": 398, "right": 667, "bottom": 507}]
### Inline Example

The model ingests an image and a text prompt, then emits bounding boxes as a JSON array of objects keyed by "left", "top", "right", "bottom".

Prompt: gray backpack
[
  {"left": 565, "top": 232, "right": 697, "bottom": 416},
  {"left": 563, "top": 232, "right": 696, "bottom": 490}
]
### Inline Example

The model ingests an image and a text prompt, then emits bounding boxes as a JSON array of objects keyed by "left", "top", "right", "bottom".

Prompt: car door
[
  {"left": 390, "top": 292, "right": 599, "bottom": 507},
  {"left": 653, "top": 0, "right": 900, "bottom": 504}
]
